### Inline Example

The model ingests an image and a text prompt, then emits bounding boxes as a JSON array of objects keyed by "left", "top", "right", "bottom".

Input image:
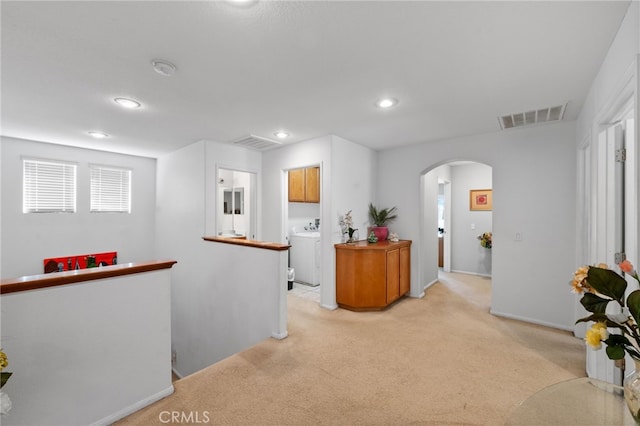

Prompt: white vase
[{"left": 624, "top": 357, "right": 640, "bottom": 425}]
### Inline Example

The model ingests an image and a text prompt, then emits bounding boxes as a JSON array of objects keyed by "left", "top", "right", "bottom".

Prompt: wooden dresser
[{"left": 335, "top": 239, "right": 411, "bottom": 311}]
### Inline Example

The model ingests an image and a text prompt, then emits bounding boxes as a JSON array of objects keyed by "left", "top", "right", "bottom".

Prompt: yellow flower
[
  {"left": 585, "top": 322, "right": 609, "bottom": 350},
  {"left": 0, "top": 350, "right": 7, "bottom": 371}
]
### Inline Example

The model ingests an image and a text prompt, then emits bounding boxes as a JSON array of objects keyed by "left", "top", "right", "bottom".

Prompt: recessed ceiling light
[
  {"left": 152, "top": 59, "right": 177, "bottom": 77},
  {"left": 274, "top": 131, "right": 289, "bottom": 139},
  {"left": 375, "top": 97, "right": 399, "bottom": 109},
  {"left": 114, "top": 97, "right": 141, "bottom": 109},
  {"left": 88, "top": 131, "right": 108, "bottom": 138}
]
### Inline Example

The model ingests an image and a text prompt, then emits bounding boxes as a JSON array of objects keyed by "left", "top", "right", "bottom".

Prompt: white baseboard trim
[
  {"left": 450, "top": 269, "right": 492, "bottom": 278},
  {"left": 91, "top": 385, "right": 175, "bottom": 426},
  {"left": 490, "top": 309, "right": 574, "bottom": 332},
  {"left": 172, "top": 366, "right": 184, "bottom": 379},
  {"left": 425, "top": 278, "right": 439, "bottom": 290},
  {"left": 320, "top": 303, "right": 338, "bottom": 310},
  {"left": 271, "top": 331, "right": 289, "bottom": 340}
]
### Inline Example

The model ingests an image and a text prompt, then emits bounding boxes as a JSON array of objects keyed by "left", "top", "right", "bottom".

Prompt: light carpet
[{"left": 117, "top": 271, "right": 586, "bottom": 425}]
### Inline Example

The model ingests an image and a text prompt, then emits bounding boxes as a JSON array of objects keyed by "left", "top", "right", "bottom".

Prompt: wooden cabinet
[
  {"left": 335, "top": 240, "right": 411, "bottom": 311},
  {"left": 288, "top": 167, "right": 320, "bottom": 203},
  {"left": 305, "top": 167, "right": 320, "bottom": 202}
]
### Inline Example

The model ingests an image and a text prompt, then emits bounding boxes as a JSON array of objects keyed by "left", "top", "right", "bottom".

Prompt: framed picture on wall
[{"left": 470, "top": 189, "right": 492, "bottom": 211}]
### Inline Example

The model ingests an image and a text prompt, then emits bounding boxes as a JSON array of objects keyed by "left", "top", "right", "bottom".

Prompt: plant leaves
[
  {"left": 580, "top": 292, "right": 613, "bottom": 313},
  {"left": 605, "top": 334, "right": 631, "bottom": 360},
  {"left": 606, "top": 345, "right": 626, "bottom": 360},
  {"left": 575, "top": 314, "right": 626, "bottom": 330},
  {"left": 628, "top": 290, "right": 640, "bottom": 325},
  {"left": 587, "top": 267, "right": 627, "bottom": 303},
  {"left": 0, "top": 372, "right": 12, "bottom": 388}
]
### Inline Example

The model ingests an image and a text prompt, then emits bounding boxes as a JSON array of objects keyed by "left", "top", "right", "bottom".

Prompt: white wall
[
  {"left": 288, "top": 202, "right": 321, "bottom": 235},
  {"left": 572, "top": 1, "right": 639, "bottom": 348},
  {"left": 156, "top": 140, "right": 283, "bottom": 377},
  {"left": 576, "top": 1, "right": 639, "bottom": 270},
  {"left": 262, "top": 135, "right": 376, "bottom": 310},
  {"left": 0, "top": 137, "right": 157, "bottom": 278},
  {"left": 450, "top": 163, "right": 492, "bottom": 276},
  {"left": 576, "top": 1, "right": 638, "bottom": 145},
  {"left": 420, "top": 168, "right": 440, "bottom": 295},
  {"left": 1, "top": 269, "right": 173, "bottom": 426},
  {"left": 377, "top": 121, "right": 576, "bottom": 330},
  {"left": 331, "top": 135, "right": 377, "bottom": 241}
]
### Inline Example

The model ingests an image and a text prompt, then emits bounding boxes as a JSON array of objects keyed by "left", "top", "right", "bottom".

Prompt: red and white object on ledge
[{"left": 43, "top": 251, "right": 117, "bottom": 273}]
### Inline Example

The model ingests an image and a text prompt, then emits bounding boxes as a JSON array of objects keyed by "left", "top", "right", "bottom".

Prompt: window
[
  {"left": 23, "top": 159, "right": 77, "bottom": 213},
  {"left": 90, "top": 166, "right": 131, "bottom": 213}
]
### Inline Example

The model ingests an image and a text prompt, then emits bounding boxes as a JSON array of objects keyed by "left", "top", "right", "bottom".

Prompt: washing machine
[{"left": 289, "top": 232, "right": 320, "bottom": 286}]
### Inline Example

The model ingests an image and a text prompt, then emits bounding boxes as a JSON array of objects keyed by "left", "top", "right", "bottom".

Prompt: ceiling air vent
[
  {"left": 498, "top": 103, "right": 567, "bottom": 130},
  {"left": 229, "top": 134, "right": 282, "bottom": 151}
]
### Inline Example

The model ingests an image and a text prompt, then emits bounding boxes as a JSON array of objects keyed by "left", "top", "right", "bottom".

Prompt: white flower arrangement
[{"left": 339, "top": 210, "right": 358, "bottom": 242}]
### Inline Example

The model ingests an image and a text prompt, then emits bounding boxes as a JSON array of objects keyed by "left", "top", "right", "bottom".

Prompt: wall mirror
[{"left": 223, "top": 188, "right": 244, "bottom": 214}]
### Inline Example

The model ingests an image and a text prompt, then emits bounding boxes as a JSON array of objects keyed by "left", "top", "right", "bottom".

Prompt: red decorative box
[{"left": 43, "top": 251, "right": 118, "bottom": 273}]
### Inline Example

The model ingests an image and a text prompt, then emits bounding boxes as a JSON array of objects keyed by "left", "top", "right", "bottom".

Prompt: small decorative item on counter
[
  {"left": 477, "top": 232, "right": 492, "bottom": 249},
  {"left": 368, "top": 231, "right": 378, "bottom": 243},
  {"left": 339, "top": 210, "right": 358, "bottom": 243},
  {"left": 388, "top": 232, "right": 399, "bottom": 242},
  {"left": 1, "top": 349, "right": 12, "bottom": 416}
]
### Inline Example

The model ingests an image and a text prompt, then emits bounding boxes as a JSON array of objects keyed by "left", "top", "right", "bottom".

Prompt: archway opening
[{"left": 419, "top": 160, "right": 493, "bottom": 299}]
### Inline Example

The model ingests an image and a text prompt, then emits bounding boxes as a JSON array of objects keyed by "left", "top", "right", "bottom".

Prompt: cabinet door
[
  {"left": 386, "top": 249, "right": 400, "bottom": 303},
  {"left": 305, "top": 166, "right": 320, "bottom": 203},
  {"left": 288, "top": 168, "right": 305, "bottom": 202},
  {"left": 399, "top": 246, "right": 410, "bottom": 296}
]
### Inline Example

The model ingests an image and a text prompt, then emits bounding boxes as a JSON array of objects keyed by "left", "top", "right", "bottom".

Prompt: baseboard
[
  {"left": 172, "top": 366, "right": 184, "bottom": 379},
  {"left": 320, "top": 302, "right": 338, "bottom": 310},
  {"left": 271, "top": 331, "right": 289, "bottom": 340},
  {"left": 490, "top": 309, "right": 574, "bottom": 332},
  {"left": 424, "top": 278, "right": 439, "bottom": 290},
  {"left": 90, "top": 385, "right": 174, "bottom": 426},
  {"left": 450, "top": 269, "right": 492, "bottom": 278},
  {"left": 409, "top": 291, "right": 425, "bottom": 299}
]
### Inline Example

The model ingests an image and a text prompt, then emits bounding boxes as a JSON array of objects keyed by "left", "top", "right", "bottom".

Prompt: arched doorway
[{"left": 419, "top": 160, "right": 493, "bottom": 295}]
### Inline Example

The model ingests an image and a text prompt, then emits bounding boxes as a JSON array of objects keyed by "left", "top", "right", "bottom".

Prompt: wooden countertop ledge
[
  {"left": 202, "top": 236, "right": 290, "bottom": 251},
  {"left": 334, "top": 240, "right": 412, "bottom": 249},
  {"left": 0, "top": 260, "right": 178, "bottom": 295}
]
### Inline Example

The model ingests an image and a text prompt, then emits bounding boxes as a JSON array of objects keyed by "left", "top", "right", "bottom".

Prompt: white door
[
  {"left": 443, "top": 180, "right": 452, "bottom": 272},
  {"left": 586, "top": 123, "right": 626, "bottom": 384}
]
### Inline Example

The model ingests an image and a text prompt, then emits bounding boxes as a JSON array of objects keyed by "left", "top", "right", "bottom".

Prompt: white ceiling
[{"left": 1, "top": 1, "right": 631, "bottom": 158}]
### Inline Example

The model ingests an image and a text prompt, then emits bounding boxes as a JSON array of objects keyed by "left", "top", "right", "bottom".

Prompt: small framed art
[{"left": 470, "top": 189, "right": 492, "bottom": 211}]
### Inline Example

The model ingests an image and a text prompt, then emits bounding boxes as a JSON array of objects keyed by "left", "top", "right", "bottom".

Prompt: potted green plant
[{"left": 368, "top": 202, "right": 397, "bottom": 241}]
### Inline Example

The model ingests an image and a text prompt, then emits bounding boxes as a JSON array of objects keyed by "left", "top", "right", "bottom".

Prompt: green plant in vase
[{"left": 368, "top": 202, "right": 397, "bottom": 241}]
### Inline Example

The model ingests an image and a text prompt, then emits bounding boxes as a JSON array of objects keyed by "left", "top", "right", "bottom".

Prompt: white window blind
[
  {"left": 90, "top": 166, "right": 131, "bottom": 213},
  {"left": 23, "top": 159, "right": 77, "bottom": 213}
]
